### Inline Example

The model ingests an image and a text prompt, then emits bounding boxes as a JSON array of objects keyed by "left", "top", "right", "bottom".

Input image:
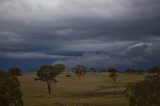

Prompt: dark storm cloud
[{"left": 0, "top": 0, "right": 160, "bottom": 68}]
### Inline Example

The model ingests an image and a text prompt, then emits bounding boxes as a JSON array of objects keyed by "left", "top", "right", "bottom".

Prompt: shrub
[
  {"left": 0, "top": 71, "right": 23, "bottom": 106},
  {"left": 8, "top": 67, "right": 22, "bottom": 76},
  {"left": 126, "top": 74, "right": 160, "bottom": 106}
]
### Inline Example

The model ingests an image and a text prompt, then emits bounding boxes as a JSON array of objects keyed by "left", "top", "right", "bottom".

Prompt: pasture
[{"left": 19, "top": 72, "right": 145, "bottom": 106}]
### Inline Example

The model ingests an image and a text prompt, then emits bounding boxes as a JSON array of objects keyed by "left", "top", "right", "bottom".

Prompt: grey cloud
[
  {"left": 0, "top": 31, "right": 24, "bottom": 44},
  {"left": 0, "top": 0, "right": 160, "bottom": 23},
  {"left": 0, "top": 51, "right": 73, "bottom": 59},
  {"left": 59, "top": 40, "right": 132, "bottom": 52},
  {"left": 125, "top": 41, "right": 160, "bottom": 59},
  {"left": 53, "top": 41, "right": 160, "bottom": 68},
  {"left": 0, "top": 0, "right": 160, "bottom": 69},
  {"left": 126, "top": 43, "right": 152, "bottom": 56},
  {"left": 52, "top": 52, "right": 148, "bottom": 69}
]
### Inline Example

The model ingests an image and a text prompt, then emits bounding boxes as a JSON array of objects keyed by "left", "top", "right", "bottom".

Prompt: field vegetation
[{"left": 19, "top": 72, "right": 145, "bottom": 106}]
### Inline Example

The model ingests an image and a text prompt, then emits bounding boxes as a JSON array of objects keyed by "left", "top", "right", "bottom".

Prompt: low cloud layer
[
  {"left": 0, "top": 0, "right": 160, "bottom": 69},
  {"left": 0, "top": 51, "right": 73, "bottom": 59},
  {"left": 53, "top": 43, "right": 157, "bottom": 69}
]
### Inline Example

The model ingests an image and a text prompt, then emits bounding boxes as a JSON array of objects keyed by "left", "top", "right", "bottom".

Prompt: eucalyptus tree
[
  {"left": 36, "top": 64, "right": 65, "bottom": 94},
  {"left": 8, "top": 67, "right": 22, "bottom": 76},
  {"left": 108, "top": 68, "right": 118, "bottom": 83},
  {"left": 0, "top": 71, "right": 23, "bottom": 106},
  {"left": 73, "top": 64, "right": 86, "bottom": 79},
  {"left": 126, "top": 74, "right": 160, "bottom": 106}
]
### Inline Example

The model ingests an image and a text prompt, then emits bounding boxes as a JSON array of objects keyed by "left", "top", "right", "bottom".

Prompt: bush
[
  {"left": 0, "top": 71, "right": 23, "bottom": 106},
  {"left": 126, "top": 74, "right": 160, "bottom": 106},
  {"left": 8, "top": 67, "right": 22, "bottom": 76}
]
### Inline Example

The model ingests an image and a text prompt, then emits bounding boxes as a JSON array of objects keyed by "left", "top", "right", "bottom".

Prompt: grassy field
[{"left": 19, "top": 72, "right": 145, "bottom": 106}]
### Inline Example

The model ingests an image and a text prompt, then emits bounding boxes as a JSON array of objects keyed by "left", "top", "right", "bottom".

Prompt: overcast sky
[{"left": 0, "top": 0, "right": 160, "bottom": 71}]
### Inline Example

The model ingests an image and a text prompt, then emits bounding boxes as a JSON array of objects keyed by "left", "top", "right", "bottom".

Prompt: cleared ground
[{"left": 19, "top": 72, "right": 145, "bottom": 106}]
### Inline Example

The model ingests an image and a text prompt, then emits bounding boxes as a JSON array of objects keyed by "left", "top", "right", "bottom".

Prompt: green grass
[{"left": 19, "top": 72, "right": 145, "bottom": 106}]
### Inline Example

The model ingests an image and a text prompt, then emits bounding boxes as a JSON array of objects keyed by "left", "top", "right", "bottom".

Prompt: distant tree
[
  {"left": 147, "top": 66, "right": 160, "bottom": 74},
  {"left": 0, "top": 71, "right": 23, "bottom": 106},
  {"left": 36, "top": 64, "right": 65, "bottom": 94},
  {"left": 90, "top": 68, "right": 96, "bottom": 72},
  {"left": 107, "top": 68, "right": 117, "bottom": 73},
  {"left": 126, "top": 74, "right": 160, "bottom": 106},
  {"left": 108, "top": 68, "right": 118, "bottom": 83},
  {"left": 8, "top": 67, "right": 22, "bottom": 76},
  {"left": 73, "top": 64, "right": 86, "bottom": 79},
  {"left": 125, "top": 68, "right": 145, "bottom": 74},
  {"left": 109, "top": 72, "right": 118, "bottom": 83}
]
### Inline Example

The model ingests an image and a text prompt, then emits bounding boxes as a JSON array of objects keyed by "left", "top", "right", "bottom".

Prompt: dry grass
[{"left": 18, "top": 72, "right": 145, "bottom": 106}]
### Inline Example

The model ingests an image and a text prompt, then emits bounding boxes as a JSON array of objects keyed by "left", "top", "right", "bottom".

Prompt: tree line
[{"left": 0, "top": 65, "right": 160, "bottom": 106}]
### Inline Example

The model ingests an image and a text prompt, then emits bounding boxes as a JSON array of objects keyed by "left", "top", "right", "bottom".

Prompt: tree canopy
[
  {"left": 36, "top": 64, "right": 65, "bottom": 94},
  {"left": 73, "top": 64, "right": 86, "bottom": 79},
  {"left": 126, "top": 74, "right": 160, "bottom": 106},
  {"left": 8, "top": 67, "right": 22, "bottom": 76},
  {"left": 0, "top": 71, "right": 23, "bottom": 106}
]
